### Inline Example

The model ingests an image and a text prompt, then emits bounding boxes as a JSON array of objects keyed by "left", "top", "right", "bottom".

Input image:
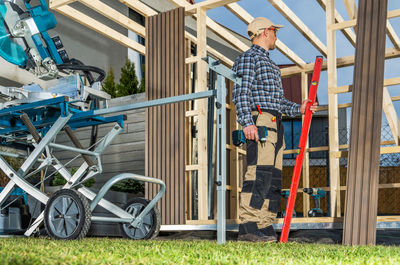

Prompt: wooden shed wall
[
  {"left": 145, "top": 7, "right": 186, "bottom": 225},
  {"left": 343, "top": 0, "right": 388, "bottom": 245}
]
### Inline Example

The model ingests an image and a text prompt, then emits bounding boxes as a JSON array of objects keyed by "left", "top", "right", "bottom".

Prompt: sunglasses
[{"left": 267, "top": 27, "right": 278, "bottom": 34}]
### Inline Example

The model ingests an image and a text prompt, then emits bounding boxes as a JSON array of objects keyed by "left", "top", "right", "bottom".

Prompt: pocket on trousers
[{"left": 249, "top": 170, "right": 272, "bottom": 210}]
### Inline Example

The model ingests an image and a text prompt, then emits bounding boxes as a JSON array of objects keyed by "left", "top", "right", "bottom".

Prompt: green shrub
[
  {"left": 110, "top": 179, "right": 144, "bottom": 194},
  {"left": 51, "top": 168, "right": 95, "bottom": 187},
  {"left": 102, "top": 66, "right": 117, "bottom": 98}
]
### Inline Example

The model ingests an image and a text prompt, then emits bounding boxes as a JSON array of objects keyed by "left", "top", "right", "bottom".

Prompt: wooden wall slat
[
  {"left": 343, "top": 0, "right": 388, "bottom": 245},
  {"left": 145, "top": 7, "right": 185, "bottom": 225}
]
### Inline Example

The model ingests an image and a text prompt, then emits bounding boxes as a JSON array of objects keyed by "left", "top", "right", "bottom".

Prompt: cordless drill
[
  {"left": 279, "top": 190, "right": 296, "bottom": 218},
  {"left": 232, "top": 126, "right": 268, "bottom": 146},
  {"left": 303, "top": 188, "right": 326, "bottom": 217}
]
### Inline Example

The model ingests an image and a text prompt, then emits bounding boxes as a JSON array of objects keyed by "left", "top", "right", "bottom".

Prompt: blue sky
[{"left": 198, "top": 0, "right": 400, "bottom": 119}]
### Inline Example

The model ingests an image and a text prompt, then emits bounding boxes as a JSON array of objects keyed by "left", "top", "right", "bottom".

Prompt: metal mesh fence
[{"left": 281, "top": 122, "right": 400, "bottom": 217}]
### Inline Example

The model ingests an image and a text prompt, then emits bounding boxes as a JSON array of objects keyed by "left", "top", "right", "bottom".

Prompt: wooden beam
[
  {"left": 282, "top": 140, "right": 397, "bottom": 155},
  {"left": 120, "top": 0, "right": 235, "bottom": 67},
  {"left": 329, "top": 77, "right": 400, "bottom": 94},
  {"left": 386, "top": 21, "right": 400, "bottom": 51},
  {"left": 169, "top": 0, "right": 250, "bottom": 52},
  {"left": 335, "top": 145, "right": 400, "bottom": 158},
  {"left": 316, "top": 0, "right": 356, "bottom": 47},
  {"left": 329, "top": 8, "right": 400, "bottom": 31},
  {"left": 342, "top": 1, "right": 400, "bottom": 52},
  {"left": 184, "top": 31, "right": 234, "bottom": 66},
  {"left": 54, "top": 5, "right": 145, "bottom": 54},
  {"left": 225, "top": 3, "right": 254, "bottom": 22},
  {"left": 0, "top": 59, "right": 48, "bottom": 88},
  {"left": 49, "top": 0, "right": 76, "bottom": 9},
  {"left": 382, "top": 87, "right": 400, "bottom": 145},
  {"left": 326, "top": 0, "right": 341, "bottom": 218},
  {"left": 196, "top": 7, "right": 209, "bottom": 221},
  {"left": 185, "top": 56, "right": 201, "bottom": 64},
  {"left": 343, "top": 0, "right": 356, "bottom": 20},
  {"left": 204, "top": 16, "right": 249, "bottom": 52},
  {"left": 301, "top": 72, "right": 311, "bottom": 215},
  {"left": 80, "top": 0, "right": 145, "bottom": 37},
  {"left": 118, "top": 0, "right": 157, "bottom": 17},
  {"left": 281, "top": 47, "right": 400, "bottom": 77},
  {"left": 224, "top": 3, "right": 306, "bottom": 67},
  {"left": 267, "top": 0, "right": 327, "bottom": 57},
  {"left": 348, "top": 0, "right": 399, "bottom": 50},
  {"left": 185, "top": 0, "right": 239, "bottom": 14}
]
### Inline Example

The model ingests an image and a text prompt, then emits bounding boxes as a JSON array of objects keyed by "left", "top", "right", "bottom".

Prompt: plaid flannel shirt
[{"left": 232, "top": 45, "right": 300, "bottom": 127}]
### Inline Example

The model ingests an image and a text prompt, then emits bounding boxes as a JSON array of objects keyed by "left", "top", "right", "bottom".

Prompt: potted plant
[{"left": 45, "top": 168, "right": 95, "bottom": 194}]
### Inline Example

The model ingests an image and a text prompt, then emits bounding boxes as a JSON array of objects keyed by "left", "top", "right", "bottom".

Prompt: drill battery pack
[{"left": 232, "top": 126, "right": 268, "bottom": 146}]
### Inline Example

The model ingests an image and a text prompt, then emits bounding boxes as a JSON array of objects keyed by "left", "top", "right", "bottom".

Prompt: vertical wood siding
[
  {"left": 145, "top": 8, "right": 185, "bottom": 225},
  {"left": 343, "top": 0, "right": 388, "bottom": 245}
]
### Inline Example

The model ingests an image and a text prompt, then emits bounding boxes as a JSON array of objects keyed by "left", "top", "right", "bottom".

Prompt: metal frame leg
[
  {"left": 216, "top": 74, "right": 227, "bottom": 244},
  {"left": 0, "top": 114, "right": 72, "bottom": 207}
]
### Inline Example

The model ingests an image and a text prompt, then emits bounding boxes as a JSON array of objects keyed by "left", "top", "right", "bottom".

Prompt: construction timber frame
[{"left": 48, "top": 0, "right": 400, "bottom": 234}]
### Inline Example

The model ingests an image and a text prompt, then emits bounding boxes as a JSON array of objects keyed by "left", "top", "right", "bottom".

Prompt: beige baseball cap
[{"left": 247, "top": 17, "right": 284, "bottom": 40}]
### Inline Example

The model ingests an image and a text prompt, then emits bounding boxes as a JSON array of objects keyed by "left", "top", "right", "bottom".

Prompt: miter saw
[{"left": 0, "top": 0, "right": 109, "bottom": 107}]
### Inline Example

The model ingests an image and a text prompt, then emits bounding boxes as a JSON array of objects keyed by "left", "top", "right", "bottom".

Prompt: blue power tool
[
  {"left": 232, "top": 126, "right": 268, "bottom": 146},
  {"left": 279, "top": 190, "right": 295, "bottom": 218},
  {"left": 303, "top": 188, "right": 326, "bottom": 217}
]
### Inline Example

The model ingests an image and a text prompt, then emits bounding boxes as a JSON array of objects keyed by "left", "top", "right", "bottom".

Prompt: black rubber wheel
[
  {"left": 120, "top": 197, "right": 161, "bottom": 240},
  {"left": 44, "top": 189, "right": 91, "bottom": 240}
]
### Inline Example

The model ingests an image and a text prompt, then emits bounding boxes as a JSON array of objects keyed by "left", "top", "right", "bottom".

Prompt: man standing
[{"left": 232, "top": 17, "right": 317, "bottom": 242}]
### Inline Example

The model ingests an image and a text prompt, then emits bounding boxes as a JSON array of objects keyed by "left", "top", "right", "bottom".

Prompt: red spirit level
[{"left": 280, "top": 56, "right": 324, "bottom": 243}]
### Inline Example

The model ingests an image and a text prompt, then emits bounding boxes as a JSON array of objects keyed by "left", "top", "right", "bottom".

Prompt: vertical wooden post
[
  {"left": 301, "top": 71, "right": 310, "bottom": 215},
  {"left": 326, "top": 0, "right": 341, "bottom": 218},
  {"left": 228, "top": 83, "right": 240, "bottom": 220},
  {"left": 185, "top": 39, "right": 193, "bottom": 221},
  {"left": 196, "top": 7, "right": 208, "bottom": 220}
]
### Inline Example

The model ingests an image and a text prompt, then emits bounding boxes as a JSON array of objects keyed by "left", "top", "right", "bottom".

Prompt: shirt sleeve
[{"left": 232, "top": 55, "right": 256, "bottom": 127}]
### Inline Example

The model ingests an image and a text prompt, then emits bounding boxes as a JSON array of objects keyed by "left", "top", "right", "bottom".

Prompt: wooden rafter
[
  {"left": 329, "top": 8, "right": 400, "bottom": 31},
  {"left": 225, "top": 3, "right": 306, "bottom": 67},
  {"left": 119, "top": 0, "right": 235, "bottom": 66},
  {"left": 329, "top": 77, "right": 400, "bottom": 94},
  {"left": 119, "top": 0, "right": 157, "bottom": 16},
  {"left": 342, "top": 0, "right": 400, "bottom": 51},
  {"left": 343, "top": 0, "right": 356, "bottom": 20},
  {"left": 383, "top": 87, "right": 400, "bottom": 146},
  {"left": 386, "top": 22, "right": 400, "bottom": 50},
  {"left": 316, "top": 0, "right": 356, "bottom": 47},
  {"left": 168, "top": 0, "right": 250, "bottom": 53},
  {"left": 54, "top": 5, "right": 146, "bottom": 54},
  {"left": 80, "top": 0, "right": 145, "bottom": 37},
  {"left": 49, "top": 0, "right": 76, "bottom": 9},
  {"left": 267, "top": 0, "right": 328, "bottom": 57},
  {"left": 281, "top": 47, "right": 400, "bottom": 77},
  {"left": 185, "top": 0, "right": 239, "bottom": 14}
]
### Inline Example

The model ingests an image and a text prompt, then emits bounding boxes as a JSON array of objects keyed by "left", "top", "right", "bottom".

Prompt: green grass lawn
[{"left": 1, "top": 237, "right": 400, "bottom": 264}]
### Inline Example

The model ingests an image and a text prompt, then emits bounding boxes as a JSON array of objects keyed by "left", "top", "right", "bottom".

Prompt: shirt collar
[{"left": 251, "top": 44, "right": 270, "bottom": 57}]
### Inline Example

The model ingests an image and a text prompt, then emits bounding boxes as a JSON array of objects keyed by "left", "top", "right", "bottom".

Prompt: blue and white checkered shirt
[{"left": 232, "top": 44, "right": 301, "bottom": 127}]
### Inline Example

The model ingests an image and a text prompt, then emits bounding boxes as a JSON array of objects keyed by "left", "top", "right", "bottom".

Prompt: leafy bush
[
  {"left": 102, "top": 66, "right": 117, "bottom": 98},
  {"left": 51, "top": 168, "right": 95, "bottom": 188},
  {"left": 110, "top": 179, "right": 144, "bottom": 194}
]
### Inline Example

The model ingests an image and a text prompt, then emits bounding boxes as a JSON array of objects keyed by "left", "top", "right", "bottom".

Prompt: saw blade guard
[{"left": 0, "top": 1, "right": 28, "bottom": 66}]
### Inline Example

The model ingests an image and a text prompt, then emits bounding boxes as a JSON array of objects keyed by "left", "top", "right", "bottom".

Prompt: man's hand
[
  {"left": 243, "top": 125, "right": 259, "bottom": 142},
  {"left": 300, "top": 99, "right": 318, "bottom": 115}
]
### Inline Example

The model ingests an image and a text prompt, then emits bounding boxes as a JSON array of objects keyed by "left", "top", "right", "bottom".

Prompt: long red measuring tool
[{"left": 280, "top": 56, "right": 323, "bottom": 243}]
